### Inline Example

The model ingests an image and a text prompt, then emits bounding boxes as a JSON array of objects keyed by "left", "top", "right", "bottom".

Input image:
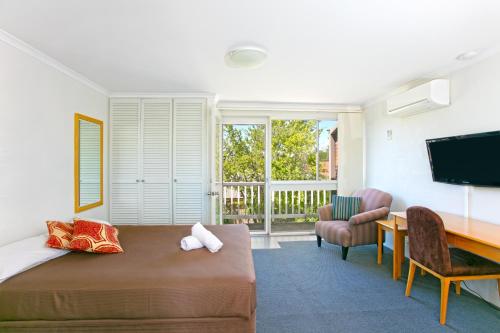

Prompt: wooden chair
[{"left": 404, "top": 206, "right": 500, "bottom": 325}]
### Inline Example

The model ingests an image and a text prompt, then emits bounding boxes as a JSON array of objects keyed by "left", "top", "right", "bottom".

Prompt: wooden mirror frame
[{"left": 74, "top": 113, "right": 103, "bottom": 212}]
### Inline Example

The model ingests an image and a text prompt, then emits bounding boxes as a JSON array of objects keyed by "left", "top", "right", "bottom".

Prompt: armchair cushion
[
  {"left": 349, "top": 207, "right": 390, "bottom": 225},
  {"left": 331, "top": 195, "right": 361, "bottom": 221},
  {"left": 315, "top": 220, "right": 351, "bottom": 247},
  {"left": 319, "top": 204, "right": 333, "bottom": 222}
]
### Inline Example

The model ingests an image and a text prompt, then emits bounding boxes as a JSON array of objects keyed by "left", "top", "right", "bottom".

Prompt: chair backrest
[
  {"left": 352, "top": 188, "right": 392, "bottom": 213},
  {"left": 406, "top": 206, "right": 452, "bottom": 276}
]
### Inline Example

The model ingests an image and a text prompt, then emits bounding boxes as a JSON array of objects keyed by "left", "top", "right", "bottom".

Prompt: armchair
[{"left": 316, "top": 188, "right": 392, "bottom": 260}]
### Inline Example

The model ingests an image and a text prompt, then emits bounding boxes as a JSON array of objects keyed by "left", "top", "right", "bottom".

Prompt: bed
[{"left": 0, "top": 224, "right": 256, "bottom": 333}]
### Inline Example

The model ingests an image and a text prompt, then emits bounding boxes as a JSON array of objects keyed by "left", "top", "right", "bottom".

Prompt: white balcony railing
[
  {"left": 223, "top": 182, "right": 265, "bottom": 222},
  {"left": 222, "top": 181, "right": 337, "bottom": 225}
]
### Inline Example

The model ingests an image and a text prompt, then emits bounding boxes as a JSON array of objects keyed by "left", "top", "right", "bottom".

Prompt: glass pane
[
  {"left": 271, "top": 120, "right": 317, "bottom": 181},
  {"left": 223, "top": 124, "right": 265, "bottom": 182},
  {"left": 222, "top": 124, "right": 265, "bottom": 231},
  {"left": 318, "top": 120, "right": 338, "bottom": 180}
]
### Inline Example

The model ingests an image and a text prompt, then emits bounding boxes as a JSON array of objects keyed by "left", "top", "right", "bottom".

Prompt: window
[
  {"left": 222, "top": 124, "right": 265, "bottom": 182},
  {"left": 271, "top": 119, "right": 337, "bottom": 181},
  {"left": 319, "top": 120, "right": 337, "bottom": 180}
]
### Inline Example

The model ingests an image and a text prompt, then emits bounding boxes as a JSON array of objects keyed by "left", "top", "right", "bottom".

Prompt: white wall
[
  {"left": 365, "top": 53, "right": 500, "bottom": 306},
  {"left": 338, "top": 113, "right": 364, "bottom": 195},
  {"left": 0, "top": 40, "right": 108, "bottom": 246}
]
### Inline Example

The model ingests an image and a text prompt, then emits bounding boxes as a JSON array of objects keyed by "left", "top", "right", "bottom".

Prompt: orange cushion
[
  {"left": 69, "top": 220, "right": 123, "bottom": 253},
  {"left": 46, "top": 221, "right": 74, "bottom": 249}
]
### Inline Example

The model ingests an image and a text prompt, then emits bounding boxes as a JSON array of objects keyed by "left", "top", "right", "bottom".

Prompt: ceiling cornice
[
  {"left": 110, "top": 92, "right": 216, "bottom": 98},
  {"left": 0, "top": 28, "right": 109, "bottom": 96},
  {"left": 217, "top": 101, "right": 362, "bottom": 113}
]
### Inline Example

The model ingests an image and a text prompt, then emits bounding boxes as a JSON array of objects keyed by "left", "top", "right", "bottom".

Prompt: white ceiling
[{"left": 1, "top": 0, "right": 500, "bottom": 104}]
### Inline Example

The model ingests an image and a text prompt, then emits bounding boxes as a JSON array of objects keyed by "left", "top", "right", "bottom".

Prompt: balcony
[{"left": 221, "top": 181, "right": 336, "bottom": 233}]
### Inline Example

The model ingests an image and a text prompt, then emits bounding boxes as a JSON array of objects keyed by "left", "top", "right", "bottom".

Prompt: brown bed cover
[{"left": 0, "top": 224, "right": 256, "bottom": 332}]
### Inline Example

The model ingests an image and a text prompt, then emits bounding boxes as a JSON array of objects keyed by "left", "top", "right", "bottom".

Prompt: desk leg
[
  {"left": 377, "top": 224, "right": 383, "bottom": 265},
  {"left": 400, "top": 234, "right": 405, "bottom": 264},
  {"left": 393, "top": 225, "right": 400, "bottom": 280}
]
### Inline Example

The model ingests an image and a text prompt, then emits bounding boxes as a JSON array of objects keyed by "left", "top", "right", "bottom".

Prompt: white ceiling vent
[{"left": 386, "top": 79, "right": 450, "bottom": 117}]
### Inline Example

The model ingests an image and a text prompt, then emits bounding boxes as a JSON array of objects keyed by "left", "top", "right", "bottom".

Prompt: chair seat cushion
[
  {"left": 449, "top": 248, "right": 500, "bottom": 276},
  {"left": 315, "top": 220, "right": 351, "bottom": 247}
]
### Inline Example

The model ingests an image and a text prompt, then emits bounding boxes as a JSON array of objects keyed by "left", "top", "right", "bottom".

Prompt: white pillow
[
  {"left": 0, "top": 234, "right": 69, "bottom": 283},
  {"left": 73, "top": 217, "right": 111, "bottom": 226}
]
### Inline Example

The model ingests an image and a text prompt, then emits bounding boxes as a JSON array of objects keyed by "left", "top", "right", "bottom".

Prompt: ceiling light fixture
[
  {"left": 456, "top": 50, "right": 481, "bottom": 61},
  {"left": 225, "top": 46, "right": 267, "bottom": 69}
]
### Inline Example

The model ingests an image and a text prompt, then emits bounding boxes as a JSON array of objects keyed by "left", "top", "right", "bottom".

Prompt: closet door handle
[
  {"left": 142, "top": 179, "right": 146, "bottom": 183},
  {"left": 136, "top": 179, "right": 140, "bottom": 183}
]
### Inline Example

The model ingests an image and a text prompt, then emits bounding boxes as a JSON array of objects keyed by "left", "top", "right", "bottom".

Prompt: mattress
[{"left": 0, "top": 225, "right": 256, "bottom": 326}]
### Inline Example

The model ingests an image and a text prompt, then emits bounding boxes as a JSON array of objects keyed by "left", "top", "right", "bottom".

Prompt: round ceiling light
[
  {"left": 225, "top": 46, "right": 267, "bottom": 69},
  {"left": 456, "top": 50, "right": 481, "bottom": 61}
]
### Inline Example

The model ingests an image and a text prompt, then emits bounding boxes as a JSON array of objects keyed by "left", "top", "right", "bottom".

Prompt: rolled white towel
[
  {"left": 191, "top": 223, "right": 223, "bottom": 253},
  {"left": 180, "top": 235, "right": 204, "bottom": 251}
]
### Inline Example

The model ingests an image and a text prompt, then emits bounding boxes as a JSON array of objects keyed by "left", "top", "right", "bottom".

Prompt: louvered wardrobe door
[
  {"left": 110, "top": 99, "right": 140, "bottom": 224},
  {"left": 173, "top": 98, "right": 207, "bottom": 224},
  {"left": 141, "top": 99, "right": 172, "bottom": 224}
]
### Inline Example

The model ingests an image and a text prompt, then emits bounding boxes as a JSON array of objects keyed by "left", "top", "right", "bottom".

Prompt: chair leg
[
  {"left": 316, "top": 235, "right": 321, "bottom": 247},
  {"left": 405, "top": 261, "right": 416, "bottom": 297},
  {"left": 440, "top": 278, "right": 451, "bottom": 325},
  {"left": 341, "top": 246, "right": 349, "bottom": 260},
  {"left": 498, "top": 279, "right": 500, "bottom": 297},
  {"left": 377, "top": 225, "right": 383, "bottom": 265},
  {"left": 455, "top": 281, "right": 461, "bottom": 295}
]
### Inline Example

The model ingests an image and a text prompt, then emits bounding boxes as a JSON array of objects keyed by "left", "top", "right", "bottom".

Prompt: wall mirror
[{"left": 75, "top": 113, "right": 103, "bottom": 212}]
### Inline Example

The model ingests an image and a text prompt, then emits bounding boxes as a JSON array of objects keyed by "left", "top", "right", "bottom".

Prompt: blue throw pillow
[{"left": 331, "top": 195, "right": 361, "bottom": 221}]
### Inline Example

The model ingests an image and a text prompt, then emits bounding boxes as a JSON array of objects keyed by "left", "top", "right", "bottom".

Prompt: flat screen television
[{"left": 426, "top": 131, "right": 500, "bottom": 187}]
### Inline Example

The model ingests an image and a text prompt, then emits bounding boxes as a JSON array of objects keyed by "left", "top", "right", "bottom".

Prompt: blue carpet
[{"left": 252, "top": 241, "right": 500, "bottom": 333}]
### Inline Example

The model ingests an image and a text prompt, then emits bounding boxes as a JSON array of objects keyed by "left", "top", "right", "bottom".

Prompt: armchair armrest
[
  {"left": 349, "top": 207, "right": 390, "bottom": 225},
  {"left": 318, "top": 204, "right": 333, "bottom": 221}
]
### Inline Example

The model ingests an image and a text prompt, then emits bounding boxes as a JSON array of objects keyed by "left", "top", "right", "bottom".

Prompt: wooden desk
[
  {"left": 376, "top": 220, "right": 407, "bottom": 280},
  {"left": 390, "top": 211, "right": 500, "bottom": 279}
]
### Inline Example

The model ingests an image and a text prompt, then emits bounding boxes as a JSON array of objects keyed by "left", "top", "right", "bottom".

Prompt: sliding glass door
[
  {"left": 214, "top": 116, "right": 339, "bottom": 234},
  {"left": 220, "top": 119, "right": 267, "bottom": 232},
  {"left": 270, "top": 120, "right": 337, "bottom": 232}
]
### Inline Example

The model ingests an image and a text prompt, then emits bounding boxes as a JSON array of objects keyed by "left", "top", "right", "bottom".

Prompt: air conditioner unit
[{"left": 386, "top": 79, "right": 450, "bottom": 117}]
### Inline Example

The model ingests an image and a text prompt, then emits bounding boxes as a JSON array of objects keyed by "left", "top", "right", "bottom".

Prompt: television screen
[{"left": 426, "top": 131, "right": 500, "bottom": 187}]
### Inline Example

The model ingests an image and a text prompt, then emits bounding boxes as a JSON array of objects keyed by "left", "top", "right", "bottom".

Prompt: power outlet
[{"left": 386, "top": 129, "right": 393, "bottom": 141}]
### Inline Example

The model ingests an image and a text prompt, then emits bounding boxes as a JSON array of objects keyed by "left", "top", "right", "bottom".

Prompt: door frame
[{"left": 209, "top": 105, "right": 222, "bottom": 225}]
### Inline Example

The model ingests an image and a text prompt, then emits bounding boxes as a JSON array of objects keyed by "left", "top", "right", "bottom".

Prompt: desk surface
[
  {"left": 376, "top": 219, "right": 407, "bottom": 231},
  {"left": 391, "top": 211, "right": 500, "bottom": 250}
]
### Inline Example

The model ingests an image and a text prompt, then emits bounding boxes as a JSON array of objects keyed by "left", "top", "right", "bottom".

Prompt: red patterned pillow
[
  {"left": 69, "top": 220, "right": 123, "bottom": 253},
  {"left": 46, "top": 221, "right": 74, "bottom": 249}
]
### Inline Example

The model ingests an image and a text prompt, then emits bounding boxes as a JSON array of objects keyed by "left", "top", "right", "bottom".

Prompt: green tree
[
  {"left": 222, "top": 120, "right": 322, "bottom": 182},
  {"left": 223, "top": 124, "right": 265, "bottom": 182},
  {"left": 271, "top": 120, "right": 317, "bottom": 180}
]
